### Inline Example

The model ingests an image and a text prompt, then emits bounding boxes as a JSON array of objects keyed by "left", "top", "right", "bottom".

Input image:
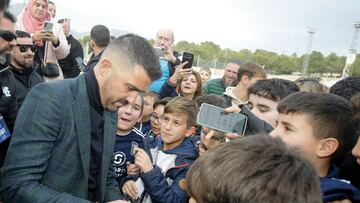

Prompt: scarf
[{"left": 19, "top": 0, "right": 51, "bottom": 36}]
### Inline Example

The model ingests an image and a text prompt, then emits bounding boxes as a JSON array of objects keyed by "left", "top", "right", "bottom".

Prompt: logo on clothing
[
  {"left": 2, "top": 86, "right": 11, "bottom": 97},
  {"left": 113, "top": 151, "right": 126, "bottom": 166}
]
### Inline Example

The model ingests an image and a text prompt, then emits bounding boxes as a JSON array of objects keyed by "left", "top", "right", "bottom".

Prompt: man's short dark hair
[
  {"left": 48, "top": 1, "right": 55, "bottom": 5},
  {"left": 237, "top": 62, "right": 267, "bottom": 83},
  {"left": 0, "top": 0, "right": 10, "bottom": 11},
  {"left": 103, "top": 34, "right": 162, "bottom": 82},
  {"left": 277, "top": 92, "right": 357, "bottom": 162},
  {"left": 186, "top": 135, "right": 322, "bottom": 203},
  {"left": 195, "top": 94, "right": 227, "bottom": 108},
  {"left": 330, "top": 76, "right": 360, "bottom": 100},
  {"left": 90, "top": 24, "right": 110, "bottom": 47},
  {"left": 15, "top": 30, "right": 31, "bottom": 38},
  {"left": 3, "top": 10, "right": 16, "bottom": 23},
  {"left": 248, "top": 78, "right": 299, "bottom": 102}
]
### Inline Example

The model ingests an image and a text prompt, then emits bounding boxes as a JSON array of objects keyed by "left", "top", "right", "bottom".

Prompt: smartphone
[
  {"left": 75, "top": 57, "right": 86, "bottom": 71},
  {"left": 43, "top": 22, "right": 54, "bottom": 32},
  {"left": 130, "top": 141, "right": 139, "bottom": 156},
  {"left": 197, "top": 103, "right": 248, "bottom": 135},
  {"left": 182, "top": 52, "right": 194, "bottom": 69},
  {"left": 154, "top": 46, "right": 165, "bottom": 57}
]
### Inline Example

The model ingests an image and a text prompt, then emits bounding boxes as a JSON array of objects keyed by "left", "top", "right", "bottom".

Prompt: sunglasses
[
  {"left": 16, "top": 44, "right": 36, "bottom": 53},
  {"left": 0, "top": 30, "right": 17, "bottom": 42}
]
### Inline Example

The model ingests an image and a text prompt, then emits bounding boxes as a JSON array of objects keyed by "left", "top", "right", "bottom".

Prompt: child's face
[
  {"left": 161, "top": 112, "right": 191, "bottom": 149},
  {"left": 142, "top": 96, "right": 156, "bottom": 120},
  {"left": 248, "top": 94, "right": 278, "bottom": 127},
  {"left": 117, "top": 95, "right": 142, "bottom": 133},
  {"left": 150, "top": 105, "right": 165, "bottom": 136},
  {"left": 352, "top": 136, "right": 360, "bottom": 165},
  {"left": 199, "top": 70, "right": 211, "bottom": 84},
  {"left": 181, "top": 74, "right": 198, "bottom": 95},
  {"left": 270, "top": 112, "right": 320, "bottom": 162}
]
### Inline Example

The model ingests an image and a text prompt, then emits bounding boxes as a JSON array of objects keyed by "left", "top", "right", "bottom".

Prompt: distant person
[
  {"left": 295, "top": 76, "right": 329, "bottom": 93},
  {"left": 203, "top": 61, "right": 241, "bottom": 95},
  {"left": 137, "top": 91, "right": 159, "bottom": 135},
  {"left": 10, "top": 30, "right": 43, "bottom": 108},
  {"left": 148, "top": 28, "right": 181, "bottom": 93},
  {"left": 0, "top": 34, "right": 162, "bottom": 203},
  {"left": 58, "top": 18, "right": 84, "bottom": 78},
  {"left": 223, "top": 62, "right": 267, "bottom": 107},
  {"left": 83, "top": 24, "right": 110, "bottom": 72},
  {"left": 16, "top": 0, "right": 70, "bottom": 81},
  {"left": 199, "top": 67, "right": 212, "bottom": 85},
  {"left": 159, "top": 63, "right": 203, "bottom": 100},
  {"left": 48, "top": 1, "right": 56, "bottom": 19},
  {"left": 186, "top": 135, "right": 322, "bottom": 203}
]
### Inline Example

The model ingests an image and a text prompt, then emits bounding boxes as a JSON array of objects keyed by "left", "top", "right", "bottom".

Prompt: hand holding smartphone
[
  {"left": 181, "top": 52, "right": 194, "bottom": 69},
  {"left": 197, "top": 103, "right": 248, "bottom": 135},
  {"left": 43, "top": 22, "right": 54, "bottom": 32}
]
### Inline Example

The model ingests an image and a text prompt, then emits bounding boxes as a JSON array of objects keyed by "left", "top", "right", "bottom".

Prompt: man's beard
[{"left": 223, "top": 77, "right": 236, "bottom": 88}]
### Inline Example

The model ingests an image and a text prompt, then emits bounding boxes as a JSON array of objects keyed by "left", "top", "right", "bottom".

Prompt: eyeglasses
[
  {"left": 0, "top": 30, "right": 17, "bottom": 42},
  {"left": 16, "top": 44, "right": 36, "bottom": 53},
  {"left": 150, "top": 113, "right": 162, "bottom": 123}
]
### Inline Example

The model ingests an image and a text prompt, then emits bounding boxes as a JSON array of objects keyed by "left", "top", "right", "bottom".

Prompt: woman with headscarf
[{"left": 16, "top": 0, "right": 70, "bottom": 80}]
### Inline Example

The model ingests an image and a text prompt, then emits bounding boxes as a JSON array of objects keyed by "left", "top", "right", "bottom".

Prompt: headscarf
[{"left": 19, "top": 0, "right": 51, "bottom": 34}]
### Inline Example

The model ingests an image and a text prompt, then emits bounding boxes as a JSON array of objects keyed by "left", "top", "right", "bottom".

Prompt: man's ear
[
  {"left": 316, "top": 138, "right": 339, "bottom": 158},
  {"left": 240, "top": 75, "right": 249, "bottom": 84},
  {"left": 185, "top": 126, "right": 196, "bottom": 137},
  {"left": 98, "top": 58, "right": 112, "bottom": 76}
]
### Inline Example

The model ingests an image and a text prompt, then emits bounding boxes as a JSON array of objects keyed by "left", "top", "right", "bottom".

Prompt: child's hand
[
  {"left": 121, "top": 180, "right": 138, "bottom": 200},
  {"left": 127, "top": 162, "right": 141, "bottom": 176},
  {"left": 134, "top": 148, "right": 153, "bottom": 173}
]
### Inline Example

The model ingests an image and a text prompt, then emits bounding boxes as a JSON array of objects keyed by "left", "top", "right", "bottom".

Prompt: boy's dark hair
[
  {"left": 3, "top": 10, "right": 16, "bottom": 23},
  {"left": 15, "top": 30, "right": 31, "bottom": 38},
  {"left": 153, "top": 97, "right": 172, "bottom": 109},
  {"left": 186, "top": 135, "right": 322, "bottom": 203},
  {"left": 351, "top": 93, "right": 360, "bottom": 121},
  {"left": 278, "top": 92, "right": 357, "bottom": 161},
  {"left": 248, "top": 78, "right": 299, "bottom": 102},
  {"left": 195, "top": 94, "right": 227, "bottom": 108},
  {"left": 164, "top": 97, "right": 199, "bottom": 128},
  {"left": 295, "top": 76, "right": 329, "bottom": 93},
  {"left": 237, "top": 62, "right": 267, "bottom": 83},
  {"left": 330, "top": 77, "right": 360, "bottom": 100},
  {"left": 90, "top": 24, "right": 110, "bottom": 47}
]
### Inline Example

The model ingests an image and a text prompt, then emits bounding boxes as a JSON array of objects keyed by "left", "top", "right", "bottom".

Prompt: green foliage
[{"left": 170, "top": 39, "right": 348, "bottom": 74}]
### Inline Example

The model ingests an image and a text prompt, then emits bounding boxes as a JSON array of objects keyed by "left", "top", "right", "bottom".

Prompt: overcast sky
[{"left": 11, "top": 0, "right": 360, "bottom": 56}]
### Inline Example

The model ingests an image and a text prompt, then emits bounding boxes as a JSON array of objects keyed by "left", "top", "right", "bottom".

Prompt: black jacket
[
  {"left": 58, "top": 35, "right": 84, "bottom": 78},
  {"left": 0, "top": 65, "right": 18, "bottom": 167},
  {"left": 83, "top": 51, "right": 103, "bottom": 73},
  {"left": 10, "top": 65, "right": 44, "bottom": 109}
]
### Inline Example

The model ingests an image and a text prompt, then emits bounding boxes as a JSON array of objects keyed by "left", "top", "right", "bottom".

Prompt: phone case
[
  {"left": 197, "top": 103, "right": 248, "bottom": 135},
  {"left": 182, "top": 52, "right": 194, "bottom": 69}
]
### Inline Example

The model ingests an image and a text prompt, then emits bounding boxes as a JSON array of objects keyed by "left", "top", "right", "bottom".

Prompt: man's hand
[
  {"left": 134, "top": 148, "right": 153, "bottom": 173},
  {"left": 121, "top": 180, "right": 138, "bottom": 200},
  {"left": 162, "top": 45, "right": 176, "bottom": 63}
]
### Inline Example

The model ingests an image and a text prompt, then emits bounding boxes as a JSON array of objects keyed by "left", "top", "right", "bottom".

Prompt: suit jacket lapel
[
  {"left": 100, "top": 110, "right": 117, "bottom": 201},
  {"left": 73, "top": 75, "right": 91, "bottom": 185}
]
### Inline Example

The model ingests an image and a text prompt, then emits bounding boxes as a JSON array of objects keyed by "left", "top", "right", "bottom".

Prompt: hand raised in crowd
[
  {"left": 169, "top": 61, "right": 192, "bottom": 85},
  {"left": 134, "top": 148, "right": 153, "bottom": 173},
  {"left": 32, "top": 30, "right": 59, "bottom": 45},
  {"left": 162, "top": 44, "right": 177, "bottom": 63},
  {"left": 122, "top": 180, "right": 139, "bottom": 200},
  {"left": 224, "top": 106, "right": 243, "bottom": 139},
  {"left": 127, "top": 161, "right": 140, "bottom": 176}
]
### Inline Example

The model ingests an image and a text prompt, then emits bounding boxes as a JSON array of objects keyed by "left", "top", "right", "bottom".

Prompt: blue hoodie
[
  {"left": 321, "top": 165, "right": 360, "bottom": 202},
  {"left": 139, "top": 136, "right": 198, "bottom": 203}
]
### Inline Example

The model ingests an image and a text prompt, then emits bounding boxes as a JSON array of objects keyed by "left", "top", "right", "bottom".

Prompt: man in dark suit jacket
[{"left": 0, "top": 34, "right": 162, "bottom": 203}]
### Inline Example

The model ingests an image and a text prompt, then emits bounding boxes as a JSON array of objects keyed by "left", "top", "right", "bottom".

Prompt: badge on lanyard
[{"left": 0, "top": 115, "right": 11, "bottom": 144}]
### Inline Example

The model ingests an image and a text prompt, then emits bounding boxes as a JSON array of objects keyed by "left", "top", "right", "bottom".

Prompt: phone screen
[
  {"left": 182, "top": 52, "right": 194, "bottom": 69},
  {"left": 197, "top": 103, "right": 248, "bottom": 135},
  {"left": 44, "top": 22, "right": 54, "bottom": 32}
]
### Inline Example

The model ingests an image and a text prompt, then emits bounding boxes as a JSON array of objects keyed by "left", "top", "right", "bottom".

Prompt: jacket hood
[{"left": 158, "top": 137, "right": 198, "bottom": 162}]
